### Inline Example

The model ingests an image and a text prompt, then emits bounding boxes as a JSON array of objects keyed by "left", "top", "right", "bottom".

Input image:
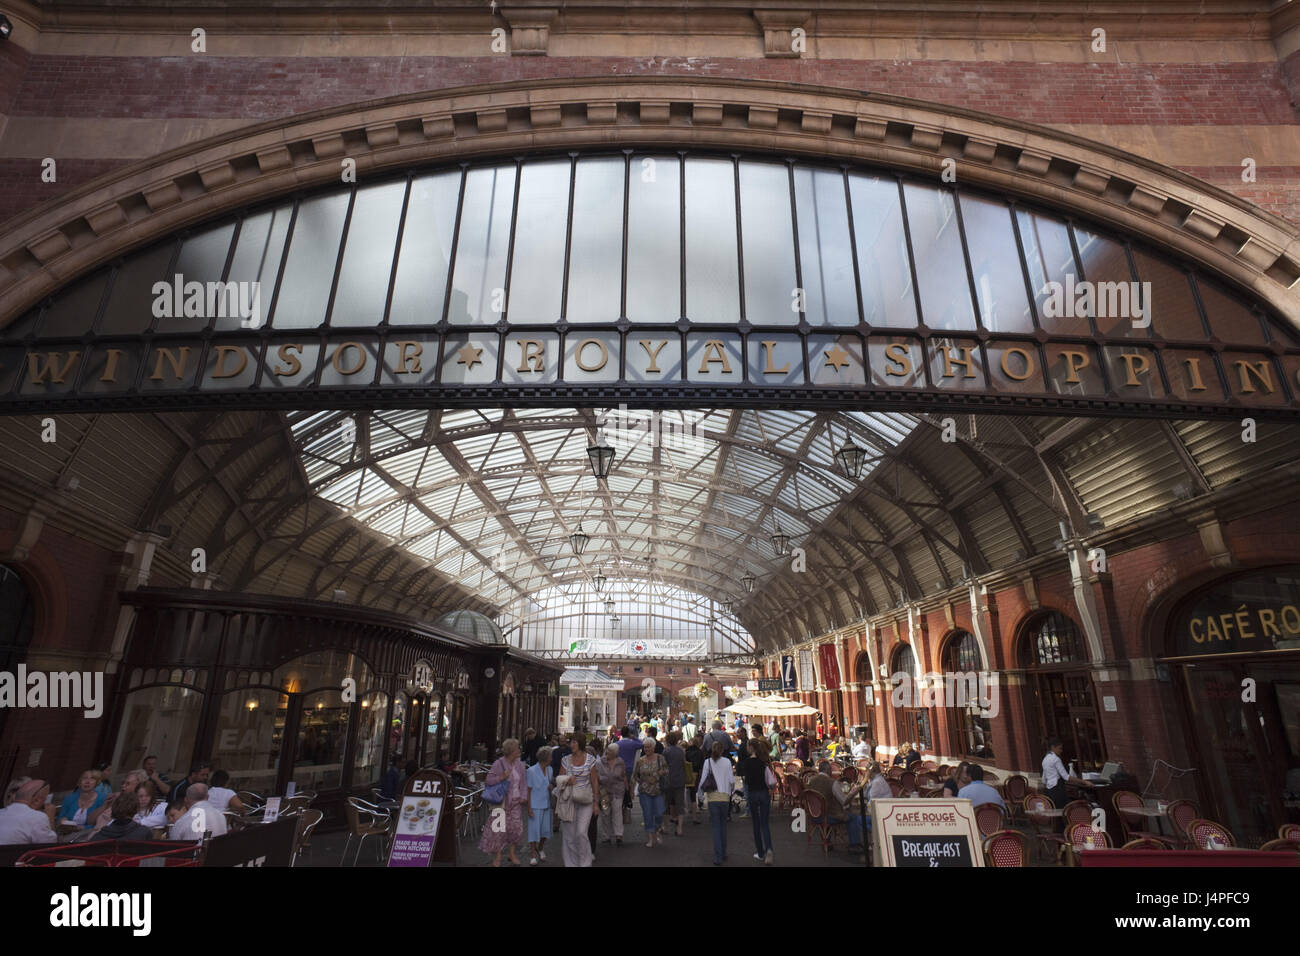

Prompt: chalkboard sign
[{"left": 872, "top": 798, "right": 983, "bottom": 868}]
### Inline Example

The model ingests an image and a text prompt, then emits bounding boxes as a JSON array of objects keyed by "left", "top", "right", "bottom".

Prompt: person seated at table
[
  {"left": 794, "top": 730, "right": 811, "bottom": 764},
  {"left": 943, "top": 762, "right": 970, "bottom": 797},
  {"left": 56, "top": 770, "right": 107, "bottom": 831},
  {"left": 89, "top": 769, "right": 147, "bottom": 827},
  {"left": 98, "top": 791, "right": 155, "bottom": 841},
  {"left": 0, "top": 779, "right": 58, "bottom": 845},
  {"left": 892, "top": 743, "right": 911, "bottom": 768},
  {"left": 205, "top": 770, "right": 244, "bottom": 814},
  {"left": 168, "top": 783, "right": 228, "bottom": 841},
  {"left": 807, "top": 761, "right": 863, "bottom": 850},
  {"left": 133, "top": 782, "right": 169, "bottom": 829},
  {"left": 957, "top": 765, "right": 1006, "bottom": 810},
  {"left": 851, "top": 737, "right": 873, "bottom": 760},
  {"left": 903, "top": 744, "right": 922, "bottom": 769}
]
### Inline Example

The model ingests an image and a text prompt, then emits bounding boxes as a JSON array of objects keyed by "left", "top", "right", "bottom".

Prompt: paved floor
[{"left": 308, "top": 802, "right": 871, "bottom": 868}]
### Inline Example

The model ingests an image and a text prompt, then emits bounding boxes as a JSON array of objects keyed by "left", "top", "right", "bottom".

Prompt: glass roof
[{"left": 289, "top": 405, "right": 920, "bottom": 652}]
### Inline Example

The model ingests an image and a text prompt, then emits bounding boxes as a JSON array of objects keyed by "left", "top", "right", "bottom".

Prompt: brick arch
[
  {"left": 1010, "top": 606, "right": 1091, "bottom": 670},
  {"left": 2, "top": 75, "right": 1298, "bottom": 330}
]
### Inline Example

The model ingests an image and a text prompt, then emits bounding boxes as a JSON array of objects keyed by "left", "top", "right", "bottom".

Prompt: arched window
[
  {"left": 1023, "top": 611, "right": 1084, "bottom": 667},
  {"left": 943, "top": 630, "right": 993, "bottom": 759},
  {"left": 0, "top": 564, "right": 35, "bottom": 676},
  {"left": 890, "top": 643, "right": 929, "bottom": 752},
  {"left": 1020, "top": 611, "right": 1105, "bottom": 771}
]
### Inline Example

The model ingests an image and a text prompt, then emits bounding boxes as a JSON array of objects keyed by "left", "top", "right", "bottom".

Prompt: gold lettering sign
[
  {"left": 211, "top": 345, "right": 247, "bottom": 379},
  {"left": 27, "top": 351, "right": 81, "bottom": 385},
  {"left": 100, "top": 348, "right": 123, "bottom": 383},
  {"left": 1118, "top": 352, "right": 1150, "bottom": 387},
  {"left": 940, "top": 346, "right": 976, "bottom": 380},
  {"left": 999, "top": 346, "right": 1035, "bottom": 382},
  {"left": 639, "top": 339, "right": 668, "bottom": 374},
  {"left": 884, "top": 343, "right": 912, "bottom": 378},
  {"left": 150, "top": 347, "right": 191, "bottom": 382},
  {"left": 698, "top": 340, "right": 733, "bottom": 374},
  {"left": 331, "top": 342, "right": 367, "bottom": 376},
  {"left": 516, "top": 339, "right": 545, "bottom": 373},
  {"left": 1234, "top": 359, "right": 1273, "bottom": 394},
  {"left": 574, "top": 338, "right": 608, "bottom": 372},
  {"left": 1060, "top": 349, "right": 1089, "bottom": 384},
  {"left": 274, "top": 344, "right": 303, "bottom": 377},
  {"left": 760, "top": 341, "right": 790, "bottom": 375},
  {"left": 1182, "top": 357, "right": 1207, "bottom": 391},
  {"left": 393, "top": 341, "right": 422, "bottom": 375}
]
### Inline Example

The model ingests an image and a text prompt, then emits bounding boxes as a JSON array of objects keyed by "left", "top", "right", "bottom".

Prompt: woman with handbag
[
  {"left": 632, "top": 737, "right": 669, "bottom": 848},
  {"left": 697, "top": 740, "right": 735, "bottom": 865},
  {"left": 479, "top": 738, "right": 527, "bottom": 867},
  {"left": 559, "top": 734, "right": 599, "bottom": 867},
  {"left": 595, "top": 743, "right": 627, "bottom": 845},
  {"left": 738, "top": 737, "right": 776, "bottom": 864}
]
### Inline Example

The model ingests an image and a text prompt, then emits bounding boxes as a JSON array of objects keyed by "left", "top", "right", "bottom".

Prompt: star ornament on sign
[
  {"left": 456, "top": 343, "right": 484, "bottom": 369},
  {"left": 823, "top": 345, "right": 851, "bottom": 372}
]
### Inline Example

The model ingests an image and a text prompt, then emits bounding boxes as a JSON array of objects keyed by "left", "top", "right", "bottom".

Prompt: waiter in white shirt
[
  {"left": 0, "top": 779, "right": 58, "bottom": 845},
  {"left": 1042, "top": 737, "right": 1081, "bottom": 817}
]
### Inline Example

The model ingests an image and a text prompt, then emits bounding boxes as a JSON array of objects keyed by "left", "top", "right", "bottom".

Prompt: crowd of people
[
  {"left": 473, "top": 710, "right": 883, "bottom": 867},
  {"left": 0, "top": 758, "right": 244, "bottom": 846}
]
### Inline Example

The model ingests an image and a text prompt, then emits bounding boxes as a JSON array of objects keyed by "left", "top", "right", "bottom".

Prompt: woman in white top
[
  {"left": 204, "top": 770, "right": 244, "bottom": 814},
  {"left": 697, "top": 740, "right": 735, "bottom": 865},
  {"left": 1041, "top": 738, "right": 1079, "bottom": 826},
  {"left": 131, "top": 782, "right": 169, "bottom": 829},
  {"left": 559, "top": 735, "right": 599, "bottom": 867}
]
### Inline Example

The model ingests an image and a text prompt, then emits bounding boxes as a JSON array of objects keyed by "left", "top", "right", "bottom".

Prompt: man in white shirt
[
  {"left": 168, "top": 783, "right": 228, "bottom": 841},
  {"left": 1041, "top": 738, "right": 1077, "bottom": 807},
  {"left": 956, "top": 765, "right": 1006, "bottom": 810},
  {"left": 0, "top": 779, "right": 58, "bottom": 845},
  {"left": 852, "top": 737, "right": 873, "bottom": 759},
  {"left": 682, "top": 716, "right": 697, "bottom": 743}
]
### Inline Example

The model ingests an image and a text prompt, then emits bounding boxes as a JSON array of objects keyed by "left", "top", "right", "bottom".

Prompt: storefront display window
[
  {"left": 944, "top": 630, "right": 993, "bottom": 758},
  {"left": 293, "top": 689, "right": 348, "bottom": 792},
  {"left": 354, "top": 691, "right": 388, "bottom": 785},
  {"left": 111, "top": 685, "right": 204, "bottom": 781},
  {"left": 212, "top": 688, "right": 287, "bottom": 794}
]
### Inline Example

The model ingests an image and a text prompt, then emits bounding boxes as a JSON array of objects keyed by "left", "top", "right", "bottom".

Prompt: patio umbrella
[{"left": 720, "top": 694, "right": 817, "bottom": 717}]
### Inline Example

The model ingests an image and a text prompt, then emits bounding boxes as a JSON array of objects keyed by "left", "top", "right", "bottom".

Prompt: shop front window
[
  {"left": 1021, "top": 611, "right": 1105, "bottom": 772},
  {"left": 944, "top": 630, "right": 994, "bottom": 758},
  {"left": 354, "top": 691, "right": 389, "bottom": 786},
  {"left": 111, "top": 685, "right": 204, "bottom": 782},
  {"left": 293, "top": 689, "right": 348, "bottom": 792},
  {"left": 211, "top": 688, "right": 287, "bottom": 795},
  {"left": 391, "top": 692, "right": 408, "bottom": 762}
]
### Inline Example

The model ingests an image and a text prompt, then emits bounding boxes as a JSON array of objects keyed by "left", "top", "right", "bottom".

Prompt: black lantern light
[
  {"left": 587, "top": 434, "right": 615, "bottom": 479},
  {"left": 771, "top": 524, "right": 791, "bottom": 557},
  {"left": 593, "top": 569, "right": 606, "bottom": 592},
  {"left": 569, "top": 524, "right": 590, "bottom": 556},
  {"left": 741, "top": 572, "right": 756, "bottom": 593},
  {"left": 835, "top": 437, "right": 867, "bottom": 479}
]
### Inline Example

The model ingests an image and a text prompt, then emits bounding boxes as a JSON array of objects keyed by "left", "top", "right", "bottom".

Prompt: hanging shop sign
[
  {"left": 758, "top": 678, "right": 782, "bottom": 692},
  {"left": 871, "top": 798, "right": 983, "bottom": 868},
  {"left": 818, "top": 644, "right": 842, "bottom": 690},
  {"left": 387, "top": 768, "right": 455, "bottom": 867},
  {"left": 567, "top": 637, "right": 707, "bottom": 657},
  {"left": 1169, "top": 567, "right": 1300, "bottom": 658},
  {"left": 781, "top": 655, "right": 797, "bottom": 692}
]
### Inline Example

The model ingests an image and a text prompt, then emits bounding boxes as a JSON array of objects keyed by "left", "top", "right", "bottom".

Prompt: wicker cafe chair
[
  {"left": 887, "top": 779, "right": 904, "bottom": 798},
  {"left": 1065, "top": 822, "right": 1112, "bottom": 864},
  {"left": 974, "top": 803, "right": 1007, "bottom": 838},
  {"left": 1025, "top": 793, "right": 1066, "bottom": 862},
  {"left": 801, "top": 789, "right": 847, "bottom": 856},
  {"left": 1002, "top": 775, "right": 1031, "bottom": 823},
  {"left": 342, "top": 797, "right": 393, "bottom": 866},
  {"left": 1165, "top": 799, "right": 1199, "bottom": 847},
  {"left": 235, "top": 791, "right": 264, "bottom": 810},
  {"left": 1257, "top": 838, "right": 1300, "bottom": 858},
  {"left": 1279, "top": 824, "right": 1300, "bottom": 841},
  {"left": 1121, "top": 837, "right": 1171, "bottom": 850},
  {"left": 983, "top": 829, "right": 1031, "bottom": 867},
  {"left": 1113, "top": 790, "right": 1176, "bottom": 846},
  {"left": 785, "top": 774, "right": 805, "bottom": 811},
  {"left": 1062, "top": 799, "right": 1093, "bottom": 828},
  {"left": 899, "top": 770, "right": 917, "bottom": 793},
  {"left": 840, "top": 765, "right": 858, "bottom": 785},
  {"left": 1186, "top": 818, "right": 1236, "bottom": 850}
]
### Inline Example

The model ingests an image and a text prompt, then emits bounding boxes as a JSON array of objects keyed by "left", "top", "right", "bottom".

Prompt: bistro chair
[
  {"left": 974, "top": 803, "right": 1007, "bottom": 838},
  {"left": 1165, "top": 799, "right": 1199, "bottom": 847},
  {"left": 937, "top": 764, "right": 952, "bottom": 779},
  {"left": 282, "top": 795, "right": 311, "bottom": 814},
  {"left": 886, "top": 766, "right": 903, "bottom": 781},
  {"left": 840, "top": 765, "right": 858, "bottom": 785},
  {"left": 784, "top": 775, "right": 804, "bottom": 812},
  {"left": 899, "top": 770, "right": 917, "bottom": 793},
  {"left": 1257, "top": 838, "right": 1300, "bottom": 858},
  {"left": 1065, "top": 822, "right": 1112, "bottom": 864},
  {"left": 342, "top": 797, "right": 393, "bottom": 866},
  {"left": 786, "top": 758, "right": 803, "bottom": 771},
  {"left": 920, "top": 761, "right": 938, "bottom": 772},
  {"left": 887, "top": 779, "right": 904, "bottom": 798},
  {"left": 981, "top": 769, "right": 1000, "bottom": 783},
  {"left": 983, "top": 829, "right": 1030, "bottom": 867},
  {"left": 291, "top": 809, "right": 324, "bottom": 867},
  {"left": 1113, "top": 790, "right": 1176, "bottom": 846},
  {"left": 1279, "top": 824, "right": 1300, "bottom": 841},
  {"left": 1062, "top": 799, "right": 1093, "bottom": 829},
  {"left": 1002, "top": 775, "right": 1030, "bottom": 823},
  {"left": 1025, "top": 793, "right": 1065, "bottom": 862},
  {"left": 800, "top": 789, "right": 847, "bottom": 856},
  {"left": 1121, "top": 837, "right": 1170, "bottom": 850},
  {"left": 1185, "top": 818, "right": 1235, "bottom": 850},
  {"left": 235, "top": 790, "right": 264, "bottom": 809}
]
